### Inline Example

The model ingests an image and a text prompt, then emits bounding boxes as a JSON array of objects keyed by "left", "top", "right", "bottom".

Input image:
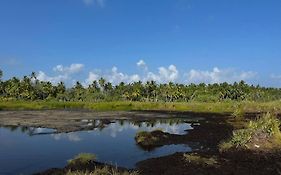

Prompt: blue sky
[{"left": 0, "top": 0, "right": 281, "bottom": 86}]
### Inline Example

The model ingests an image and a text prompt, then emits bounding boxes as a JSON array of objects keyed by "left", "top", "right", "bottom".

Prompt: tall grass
[{"left": 220, "top": 112, "right": 281, "bottom": 151}]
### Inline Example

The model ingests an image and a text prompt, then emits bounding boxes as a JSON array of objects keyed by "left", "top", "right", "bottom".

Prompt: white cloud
[
  {"left": 105, "top": 67, "right": 138, "bottom": 84},
  {"left": 37, "top": 63, "right": 84, "bottom": 85},
  {"left": 36, "top": 61, "right": 257, "bottom": 86},
  {"left": 145, "top": 65, "right": 179, "bottom": 83},
  {"left": 85, "top": 71, "right": 100, "bottom": 85},
  {"left": 186, "top": 67, "right": 257, "bottom": 84},
  {"left": 130, "top": 74, "right": 141, "bottom": 82},
  {"left": 137, "top": 59, "right": 148, "bottom": 71},
  {"left": 37, "top": 71, "right": 69, "bottom": 84},
  {"left": 84, "top": 66, "right": 141, "bottom": 86},
  {"left": 158, "top": 65, "right": 179, "bottom": 82},
  {"left": 108, "top": 66, "right": 129, "bottom": 84},
  {"left": 53, "top": 64, "right": 84, "bottom": 75}
]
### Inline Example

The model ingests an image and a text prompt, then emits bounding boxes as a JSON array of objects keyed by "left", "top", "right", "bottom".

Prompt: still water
[{"left": 0, "top": 119, "right": 199, "bottom": 175}]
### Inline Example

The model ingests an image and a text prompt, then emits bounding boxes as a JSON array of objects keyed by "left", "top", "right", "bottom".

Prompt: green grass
[
  {"left": 1, "top": 100, "right": 281, "bottom": 113},
  {"left": 68, "top": 153, "right": 97, "bottom": 165},
  {"left": 66, "top": 167, "right": 138, "bottom": 175},
  {"left": 219, "top": 112, "right": 281, "bottom": 151},
  {"left": 1, "top": 100, "right": 281, "bottom": 115}
]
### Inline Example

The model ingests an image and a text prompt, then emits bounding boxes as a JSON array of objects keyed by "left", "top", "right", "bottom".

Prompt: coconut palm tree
[{"left": 98, "top": 77, "right": 106, "bottom": 91}]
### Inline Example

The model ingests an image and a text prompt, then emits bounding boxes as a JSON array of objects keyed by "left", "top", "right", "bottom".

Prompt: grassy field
[{"left": 0, "top": 100, "right": 281, "bottom": 113}]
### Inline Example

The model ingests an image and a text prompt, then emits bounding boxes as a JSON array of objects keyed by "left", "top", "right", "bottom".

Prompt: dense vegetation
[{"left": 1, "top": 70, "right": 281, "bottom": 103}]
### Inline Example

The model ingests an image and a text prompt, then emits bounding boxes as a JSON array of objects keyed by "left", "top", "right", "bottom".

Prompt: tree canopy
[{"left": 0, "top": 70, "right": 281, "bottom": 102}]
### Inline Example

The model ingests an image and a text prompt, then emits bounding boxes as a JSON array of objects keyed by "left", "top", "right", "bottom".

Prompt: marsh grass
[
  {"left": 232, "top": 104, "right": 245, "bottom": 119},
  {"left": 1, "top": 100, "right": 281, "bottom": 114},
  {"left": 68, "top": 153, "right": 97, "bottom": 165},
  {"left": 183, "top": 153, "right": 218, "bottom": 167},
  {"left": 66, "top": 166, "right": 138, "bottom": 175},
  {"left": 220, "top": 113, "right": 281, "bottom": 151},
  {"left": 135, "top": 131, "right": 160, "bottom": 146}
]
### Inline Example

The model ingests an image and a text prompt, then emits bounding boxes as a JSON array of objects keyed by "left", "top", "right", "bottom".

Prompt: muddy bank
[
  {"left": 0, "top": 110, "right": 214, "bottom": 132},
  {"left": 136, "top": 150, "right": 281, "bottom": 175},
  {"left": 136, "top": 114, "right": 281, "bottom": 175}
]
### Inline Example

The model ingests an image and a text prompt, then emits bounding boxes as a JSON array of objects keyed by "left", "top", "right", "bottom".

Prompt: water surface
[{"left": 0, "top": 119, "right": 199, "bottom": 175}]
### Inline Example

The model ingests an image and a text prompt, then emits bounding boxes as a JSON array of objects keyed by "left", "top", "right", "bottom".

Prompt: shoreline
[{"left": 0, "top": 110, "right": 219, "bottom": 133}]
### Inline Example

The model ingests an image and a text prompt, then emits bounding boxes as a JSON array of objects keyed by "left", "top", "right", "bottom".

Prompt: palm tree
[
  {"left": 104, "top": 82, "right": 113, "bottom": 93},
  {"left": 57, "top": 81, "right": 66, "bottom": 94},
  {"left": 73, "top": 81, "right": 85, "bottom": 101},
  {"left": 145, "top": 80, "right": 157, "bottom": 101},
  {"left": 98, "top": 77, "right": 106, "bottom": 91},
  {"left": 31, "top": 72, "right": 36, "bottom": 80},
  {"left": 88, "top": 80, "right": 100, "bottom": 94}
]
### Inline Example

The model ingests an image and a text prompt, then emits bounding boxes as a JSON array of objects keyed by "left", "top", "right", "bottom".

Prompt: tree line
[{"left": 0, "top": 70, "right": 281, "bottom": 102}]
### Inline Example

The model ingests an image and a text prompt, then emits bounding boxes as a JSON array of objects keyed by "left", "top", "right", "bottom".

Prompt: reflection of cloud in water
[
  {"left": 146, "top": 123, "right": 192, "bottom": 135},
  {"left": 107, "top": 123, "right": 135, "bottom": 138},
  {"left": 29, "top": 127, "right": 56, "bottom": 134},
  {"left": 50, "top": 120, "right": 193, "bottom": 140},
  {"left": 51, "top": 133, "right": 82, "bottom": 142},
  {"left": 103, "top": 121, "right": 191, "bottom": 138}
]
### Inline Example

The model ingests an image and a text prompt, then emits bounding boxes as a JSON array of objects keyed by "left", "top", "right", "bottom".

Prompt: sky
[{"left": 0, "top": 0, "right": 281, "bottom": 87}]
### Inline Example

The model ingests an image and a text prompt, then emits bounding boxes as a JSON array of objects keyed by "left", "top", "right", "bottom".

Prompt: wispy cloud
[
  {"left": 82, "top": 0, "right": 106, "bottom": 7},
  {"left": 96, "top": 0, "right": 106, "bottom": 7},
  {"left": 53, "top": 64, "right": 84, "bottom": 75},
  {"left": 271, "top": 74, "right": 281, "bottom": 80},
  {"left": 83, "top": 0, "right": 94, "bottom": 6},
  {"left": 0, "top": 57, "right": 23, "bottom": 68}
]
